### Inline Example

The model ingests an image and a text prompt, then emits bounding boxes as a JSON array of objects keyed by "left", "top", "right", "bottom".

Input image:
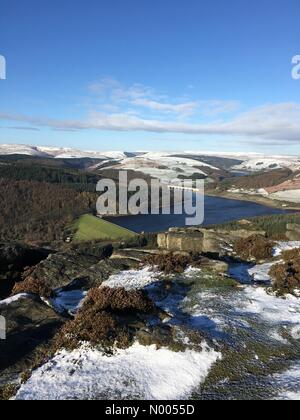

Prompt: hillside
[
  {"left": 97, "top": 152, "right": 225, "bottom": 184},
  {"left": 0, "top": 144, "right": 128, "bottom": 160},
  {"left": 69, "top": 214, "right": 137, "bottom": 242},
  {"left": 216, "top": 169, "right": 294, "bottom": 192},
  {"left": 232, "top": 156, "right": 300, "bottom": 172}
]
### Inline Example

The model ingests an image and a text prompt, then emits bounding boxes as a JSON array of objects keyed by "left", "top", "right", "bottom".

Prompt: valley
[{"left": 0, "top": 144, "right": 300, "bottom": 401}]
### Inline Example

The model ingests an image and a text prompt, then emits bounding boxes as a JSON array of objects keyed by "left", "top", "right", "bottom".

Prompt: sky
[{"left": 0, "top": 0, "right": 300, "bottom": 154}]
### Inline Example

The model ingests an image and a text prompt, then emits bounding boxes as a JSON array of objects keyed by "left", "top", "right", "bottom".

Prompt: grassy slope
[{"left": 71, "top": 214, "right": 136, "bottom": 242}]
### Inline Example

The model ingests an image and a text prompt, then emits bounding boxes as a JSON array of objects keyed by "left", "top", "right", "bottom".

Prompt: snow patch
[
  {"left": 240, "top": 287, "right": 300, "bottom": 326},
  {"left": 273, "top": 241, "right": 300, "bottom": 257},
  {"left": 102, "top": 267, "right": 160, "bottom": 290},
  {"left": 273, "top": 362, "right": 300, "bottom": 401},
  {"left": 0, "top": 293, "right": 29, "bottom": 307},
  {"left": 16, "top": 342, "right": 221, "bottom": 400},
  {"left": 271, "top": 190, "right": 300, "bottom": 203},
  {"left": 248, "top": 262, "right": 276, "bottom": 283},
  {"left": 52, "top": 290, "right": 87, "bottom": 315}
]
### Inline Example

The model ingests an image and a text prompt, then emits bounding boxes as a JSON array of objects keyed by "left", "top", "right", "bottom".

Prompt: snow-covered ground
[
  {"left": 102, "top": 267, "right": 160, "bottom": 290},
  {"left": 10, "top": 259, "right": 300, "bottom": 400},
  {"left": 247, "top": 262, "right": 276, "bottom": 283},
  {"left": 274, "top": 363, "right": 300, "bottom": 400},
  {"left": 232, "top": 156, "right": 300, "bottom": 172},
  {"left": 273, "top": 241, "right": 300, "bottom": 257},
  {"left": 230, "top": 241, "right": 300, "bottom": 284},
  {"left": 0, "top": 293, "right": 29, "bottom": 307},
  {"left": 239, "top": 286, "right": 300, "bottom": 330},
  {"left": 15, "top": 342, "right": 220, "bottom": 400},
  {"left": 270, "top": 189, "right": 300, "bottom": 203}
]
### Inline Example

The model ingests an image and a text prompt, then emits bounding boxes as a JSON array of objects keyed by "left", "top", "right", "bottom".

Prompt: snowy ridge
[
  {"left": 232, "top": 156, "right": 300, "bottom": 172},
  {"left": 102, "top": 151, "right": 220, "bottom": 183},
  {"left": 0, "top": 144, "right": 127, "bottom": 160}
]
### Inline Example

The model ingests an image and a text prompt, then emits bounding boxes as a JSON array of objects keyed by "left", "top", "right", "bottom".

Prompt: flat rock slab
[{"left": 0, "top": 294, "right": 65, "bottom": 385}]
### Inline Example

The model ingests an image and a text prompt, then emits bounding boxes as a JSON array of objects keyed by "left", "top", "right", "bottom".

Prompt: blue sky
[{"left": 0, "top": 0, "right": 300, "bottom": 153}]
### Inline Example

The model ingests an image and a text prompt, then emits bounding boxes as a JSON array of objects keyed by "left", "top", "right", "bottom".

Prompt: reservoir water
[{"left": 109, "top": 195, "right": 289, "bottom": 233}]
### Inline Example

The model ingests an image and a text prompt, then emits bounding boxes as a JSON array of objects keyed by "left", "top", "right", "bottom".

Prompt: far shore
[{"left": 205, "top": 190, "right": 300, "bottom": 212}]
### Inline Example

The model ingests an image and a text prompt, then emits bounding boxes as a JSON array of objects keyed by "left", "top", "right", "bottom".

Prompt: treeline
[
  {"left": 0, "top": 179, "right": 98, "bottom": 243},
  {"left": 0, "top": 163, "right": 100, "bottom": 192}
]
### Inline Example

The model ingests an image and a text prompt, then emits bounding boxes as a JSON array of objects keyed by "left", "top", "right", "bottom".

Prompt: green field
[{"left": 70, "top": 214, "right": 137, "bottom": 242}]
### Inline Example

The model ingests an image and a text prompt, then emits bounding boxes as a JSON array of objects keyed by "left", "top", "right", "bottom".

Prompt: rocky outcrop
[
  {"left": 158, "top": 227, "right": 266, "bottom": 256},
  {"left": 69, "top": 249, "right": 166, "bottom": 291},
  {"left": 286, "top": 224, "right": 300, "bottom": 241},
  {"left": 158, "top": 229, "right": 204, "bottom": 253},
  {"left": 199, "top": 259, "right": 229, "bottom": 273},
  {"left": 0, "top": 294, "right": 65, "bottom": 385},
  {"left": 21, "top": 251, "right": 100, "bottom": 291},
  {"left": 0, "top": 243, "right": 50, "bottom": 299}
]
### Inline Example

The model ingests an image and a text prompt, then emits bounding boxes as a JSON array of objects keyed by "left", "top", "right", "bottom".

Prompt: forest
[{"left": 0, "top": 158, "right": 101, "bottom": 243}]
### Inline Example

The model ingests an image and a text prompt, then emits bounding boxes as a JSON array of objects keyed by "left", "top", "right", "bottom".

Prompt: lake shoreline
[{"left": 205, "top": 190, "right": 300, "bottom": 212}]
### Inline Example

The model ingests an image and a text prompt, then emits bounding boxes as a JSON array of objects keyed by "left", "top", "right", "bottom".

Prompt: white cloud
[
  {"left": 1, "top": 75, "right": 299, "bottom": 147},
  {"left": 131, "top": 98, "right": 199, "bottom": 116},
  {"left": 1, "top": 102, "right": 300, "bottom": 146},
  {"left": 87, "top": 78, "right": 242, "bottom": 118},
  {"left": 88, "top": 78, "right": 198, "bottom": 117}
]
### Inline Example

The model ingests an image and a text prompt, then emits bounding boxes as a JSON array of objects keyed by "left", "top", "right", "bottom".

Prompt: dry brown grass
[
  {"left": 281, "top": 248, "right": 300, "bottom": 262},
  {"left": 83, "top": 287, "right": 154, "bottom": 314},
  {"left": 144, "top": 253, "right": 193, "bottom": 274},
  {"left": 0, "top": 384, "right": 19, "bottom": 400},
  {"left": 53, "top": 287, "right": 155, "bottom": 351},
  {"left": 234, "top": 235, "right": 274, "bottom": 261},
  {"left": 269, "top": 251, "right": 300, "bottom": 296},
  {"left": 12, "top": 276, "right": 53, "bottom": 298}
]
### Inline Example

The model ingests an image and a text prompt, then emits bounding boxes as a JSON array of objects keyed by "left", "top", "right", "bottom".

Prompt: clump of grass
[
  {"left": 144, "top": 253, "right": 193, "bottom": 274},
  {"left": 12, "top": 276, "right": 53, "bottom": 298},
  {"left": 84, "top": 287, "right": 154, "bottom": 314},
  {"left": 54, "top": 309, "right": 119, "bottom": 351},
  {"left": 0, "top": 384, "right": 19, "bottom": 400},
  {"left": 269, "top": 251, "right": 300, "bottom": 296},
  {"left": 12, "top": 277, "right": 53, "bottom": 298},
  {"left": 53, "top": 287, "right": 155, "bottom": 351},
  {"left": 281, "top": 248, "right": 300, "bottom": 262},
  {"left": 233, "top": 235, "right": 274, "bottom": 261}
]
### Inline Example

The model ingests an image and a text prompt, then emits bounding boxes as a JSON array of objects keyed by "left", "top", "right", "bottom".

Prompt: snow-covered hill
[
  {"left": 0, "top": 144, "right": 127, "bottom": 160},
  {"left": 232, "top": 156, "right": 300, "bottom": 172},
  {"left": 1, "top": 144, "right": 300, "bottom": 180},
  {"left": 0, "top": 144, "right": 49, "bottom": 157},
  {"left": 99, "top": 151, "right": 220, "bottom": 184}
]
